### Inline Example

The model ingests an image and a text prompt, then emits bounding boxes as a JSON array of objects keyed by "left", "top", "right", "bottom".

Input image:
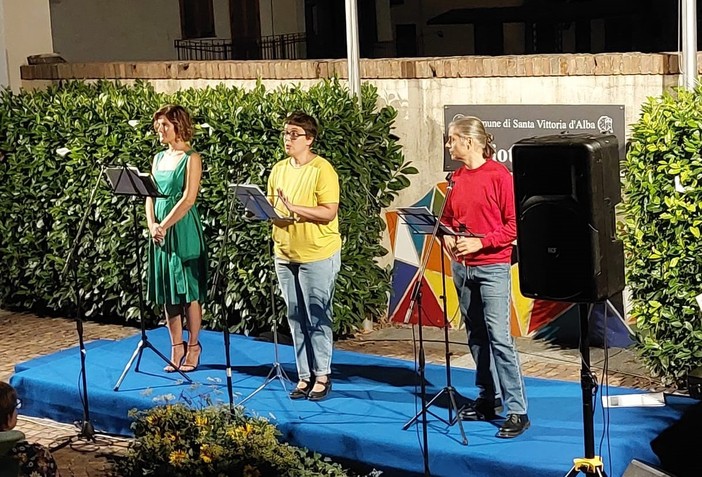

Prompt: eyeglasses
[
  {"left": 281, "top": 130, "right": 308, "bottom": 140},
  {"left": 15, "top": 398, "right": 21, "bottom": 410}
]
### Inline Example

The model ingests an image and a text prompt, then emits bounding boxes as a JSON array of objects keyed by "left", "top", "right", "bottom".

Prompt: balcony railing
[{"left": 175, "top": 33, "right": 307, "bottom": 61}]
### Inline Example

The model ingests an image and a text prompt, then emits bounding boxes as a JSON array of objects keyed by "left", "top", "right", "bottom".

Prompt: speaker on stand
[{"left": 512, "top": 133, "right": 625, "bottom": 476}]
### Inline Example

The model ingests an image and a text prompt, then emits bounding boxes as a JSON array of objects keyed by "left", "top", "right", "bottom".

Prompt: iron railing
[{"left": 175, "top": 33, "right": 307, "bottom": 60}]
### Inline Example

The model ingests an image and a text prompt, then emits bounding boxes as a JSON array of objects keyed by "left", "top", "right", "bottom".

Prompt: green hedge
[
  {"left": 0, "top": 79, "right": 415, "bottom": 336},
  {"left": 623, "top": 85, "right": 702, "bottom": 385}
]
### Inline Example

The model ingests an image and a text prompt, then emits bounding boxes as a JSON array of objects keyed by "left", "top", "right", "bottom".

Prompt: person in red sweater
[{"left": 441, "top": 116, "right": 529, "bottom": 438}]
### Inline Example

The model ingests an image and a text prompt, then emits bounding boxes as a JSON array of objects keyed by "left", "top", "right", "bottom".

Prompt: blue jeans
[
  {"left": 275, "top": 250, "right": 341, "bottom": 380},
  {"left": 452, "top": 262, "right": 528, "bottom": 415}
]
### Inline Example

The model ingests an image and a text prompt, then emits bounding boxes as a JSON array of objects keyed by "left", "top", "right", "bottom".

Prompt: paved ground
[{"left": 0, "top": 309, "right": 669, "bottom": 476}]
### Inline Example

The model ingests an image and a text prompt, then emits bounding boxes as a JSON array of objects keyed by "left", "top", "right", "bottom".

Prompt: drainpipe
[
  {"left": 345, "top": 0, "right": 362, "bottom": 104},
  {"left": 681, "top": 0, "right": 698, "bottom": 89}
]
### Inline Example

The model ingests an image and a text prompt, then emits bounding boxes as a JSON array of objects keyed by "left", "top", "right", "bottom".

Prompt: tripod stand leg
[
  {"left": 403, "top": 386, "right": 468, "bottom": 445},
  {"left": 403, "top": 387, "right": 445, "bottom": 430},
  {"left": 239, "top": 362, "right": 293, "bottom": 406},
  {"left": 239, "top": 277, "right": 294, "bottom": 406},
  {"left": 446, "top": 387, "right": 468, "bottom": 445},
  {"left": 135, "top": 346, "right": 144, "bottom": 372},
  {"left": 114, "top": 340, "right": 145, "bottom": 391},
  {"left": 113, "top": 338, "right": 193, "bottom": 391},
  {"left": 143, "top": 340, "right": 193, "bottom": 383}
]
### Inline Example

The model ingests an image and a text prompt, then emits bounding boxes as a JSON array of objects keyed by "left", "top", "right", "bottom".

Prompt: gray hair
[{"left": 448, "top": 116, "right": 495, "bottom": 159}]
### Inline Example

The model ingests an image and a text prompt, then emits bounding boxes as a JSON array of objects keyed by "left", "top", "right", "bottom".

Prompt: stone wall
[{"left": 20, "top": 53, "right": 692, "bottom": 261}]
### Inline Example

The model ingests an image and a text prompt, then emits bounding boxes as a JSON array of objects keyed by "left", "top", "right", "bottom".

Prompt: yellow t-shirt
[{"left": 267, "top": 155, "right": 342, "bottom": 263}]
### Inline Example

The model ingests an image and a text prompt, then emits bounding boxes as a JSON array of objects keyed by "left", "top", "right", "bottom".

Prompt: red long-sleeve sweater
[{"left": 441, "top": 159, "right": 516, "bottom": 266}]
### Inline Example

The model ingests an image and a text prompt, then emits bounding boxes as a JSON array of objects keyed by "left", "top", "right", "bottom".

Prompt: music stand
[
  {"left": 398, "top": 206, "right": 470, "bottom": 448},
  {"left": 231, "top": 184, "right": 294, "bottom": 405},
  {"left": 105, "top": 165, "right": 193, "bottom": 390}
]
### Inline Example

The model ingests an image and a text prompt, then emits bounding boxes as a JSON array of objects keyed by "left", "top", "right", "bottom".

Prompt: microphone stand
[
  {"left": 51, "top": 162, "right": 105, "bottom": 451},
  {"left": 208, "top": 173, "right": 239, "bottom": 413}
]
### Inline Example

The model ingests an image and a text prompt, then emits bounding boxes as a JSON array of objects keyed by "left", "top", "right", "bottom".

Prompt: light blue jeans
[
  {"left": 452, "top": 262, "right": 528, "bottom": 415},
  {"left": 275, "top": 250, "right": 341, "bottom": 381}
]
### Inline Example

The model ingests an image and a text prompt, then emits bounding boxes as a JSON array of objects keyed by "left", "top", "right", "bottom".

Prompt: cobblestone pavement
[{"left": 1, "top": 309, "right": 667, "bottom": 476}]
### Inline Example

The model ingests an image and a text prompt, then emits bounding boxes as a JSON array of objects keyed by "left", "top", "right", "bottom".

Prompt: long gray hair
[{"left": 448, "top": 116, "right": 495, "bottom": 159}]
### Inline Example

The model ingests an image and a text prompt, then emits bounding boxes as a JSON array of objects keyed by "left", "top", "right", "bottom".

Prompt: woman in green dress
[{"left": 146, "top": 104, "right": 207, "bottom": 373}]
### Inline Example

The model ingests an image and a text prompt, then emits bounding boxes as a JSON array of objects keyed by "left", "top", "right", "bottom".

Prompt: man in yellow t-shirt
[{"left": 267, "top": 111, "right": 341, "bottom": 402}]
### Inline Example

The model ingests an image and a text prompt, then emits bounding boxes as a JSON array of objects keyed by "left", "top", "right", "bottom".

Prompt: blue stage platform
[{"left": 10, "top": 328, "right": 688, "bottom": 476}]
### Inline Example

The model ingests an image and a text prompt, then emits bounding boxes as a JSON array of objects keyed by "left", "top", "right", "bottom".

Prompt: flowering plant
[{"left": 114, "top": 401, "right": 364, "bottom": 477}]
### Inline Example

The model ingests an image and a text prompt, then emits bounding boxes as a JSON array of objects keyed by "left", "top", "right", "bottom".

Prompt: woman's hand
[
  {"left": 276, "top": 187, "right": 337, "bottom": 223},
  {"left": 150, "top": 223, "right": 165, "bottom": 245},
  {"left": 277, "top": 188, "right": 294, "bottom": 212},
  {"left": 275, "top": 188, "right": 299, "bottom": 224}
]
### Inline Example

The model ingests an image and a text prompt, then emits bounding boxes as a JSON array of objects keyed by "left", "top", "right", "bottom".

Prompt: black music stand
[
  {"left": 105, "top": 165, "right": 193, "bottom": 390},
  {"left": 231, "top": 184, "right": 294, "bottom": 405},
  {"left": 398, "top": 206, "right": 470, "bottom": 448}
]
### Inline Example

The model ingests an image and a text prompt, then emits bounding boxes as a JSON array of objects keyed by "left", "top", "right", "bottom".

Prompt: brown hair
[
  {"left": 0, "top": 381, "right": 17, "bottom": 430},
  {"left": 153, "top": 104, "right": 194, "bottom": 142},
  {"left": 448, "top": 116, "right": 495, "bottom": 159},
  {"left": 284, "top": 111, "right": 319, "bottom": 142}
]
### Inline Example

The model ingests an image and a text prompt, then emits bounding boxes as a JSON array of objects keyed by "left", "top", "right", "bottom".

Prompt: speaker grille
[{"left": 518, "top": 197, "right": 592, "bottom": 300}]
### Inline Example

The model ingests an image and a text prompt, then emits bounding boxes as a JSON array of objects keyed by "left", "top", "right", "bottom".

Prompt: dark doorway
[
  {"left": 180, "top": 0, "right": 216, "bottom": 39},
  {"left": 304, "top": 0, "right": 377, "bottom": 59},
  {"left": 229, "top": 0, "right": 261, "bottom": 59}
]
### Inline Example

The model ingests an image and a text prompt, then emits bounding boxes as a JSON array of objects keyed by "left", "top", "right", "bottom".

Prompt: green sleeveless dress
[{"left": 146, "top": 150, "right": 208, "bottom": 305}]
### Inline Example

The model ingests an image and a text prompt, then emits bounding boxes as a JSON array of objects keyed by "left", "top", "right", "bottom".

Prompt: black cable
[{"left": 597, "top": 302, "right": 613, "bottom": 477}]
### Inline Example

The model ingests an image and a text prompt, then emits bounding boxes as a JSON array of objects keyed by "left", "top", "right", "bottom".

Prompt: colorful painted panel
[{"left": 387, "top": 181, "right": 633, "bottom": 346}]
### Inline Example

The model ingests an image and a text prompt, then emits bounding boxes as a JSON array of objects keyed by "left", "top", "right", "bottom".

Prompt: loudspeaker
[
  {"left": 623, "top": 460, "right": 675, "bottom": 477},
  {"left": 512, "top": 133, "right": 624, "bottom": 302}
]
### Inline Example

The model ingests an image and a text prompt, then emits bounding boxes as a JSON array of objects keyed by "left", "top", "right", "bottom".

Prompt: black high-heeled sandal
[
  {"left": 180, "top": 342, "right": 201, "bottom": 372},
  {"left": 308, "top": 378, "right": 332, "bottom": 401},
  {"left": 289, "top": 380, "right": 311, "bottom": 400},
  {"left": 164, "top": 342, "right": 187, "bottom": 373}
]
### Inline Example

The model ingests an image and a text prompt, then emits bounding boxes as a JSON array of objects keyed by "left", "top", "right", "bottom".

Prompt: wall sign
[{"left": 443, "top": 105, "right": 626, "bottom": 171}]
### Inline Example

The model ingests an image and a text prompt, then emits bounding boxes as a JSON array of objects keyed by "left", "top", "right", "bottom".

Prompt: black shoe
[
  {"left": 308, "top": 379, "right": 332, "bottom": 401},
  {"left": 497, "top": 414, "right": 530, "bottom": 438},
  {"left": 289, "top": 380, "right": 311, "bottom": 400},
  {"left": 460, "top": 398, "right": 503, "bottom": 421}
]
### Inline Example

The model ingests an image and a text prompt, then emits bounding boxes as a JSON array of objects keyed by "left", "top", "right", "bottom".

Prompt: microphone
[{"left": 445, "top": 171, "right": 455, "bottom": 188}]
